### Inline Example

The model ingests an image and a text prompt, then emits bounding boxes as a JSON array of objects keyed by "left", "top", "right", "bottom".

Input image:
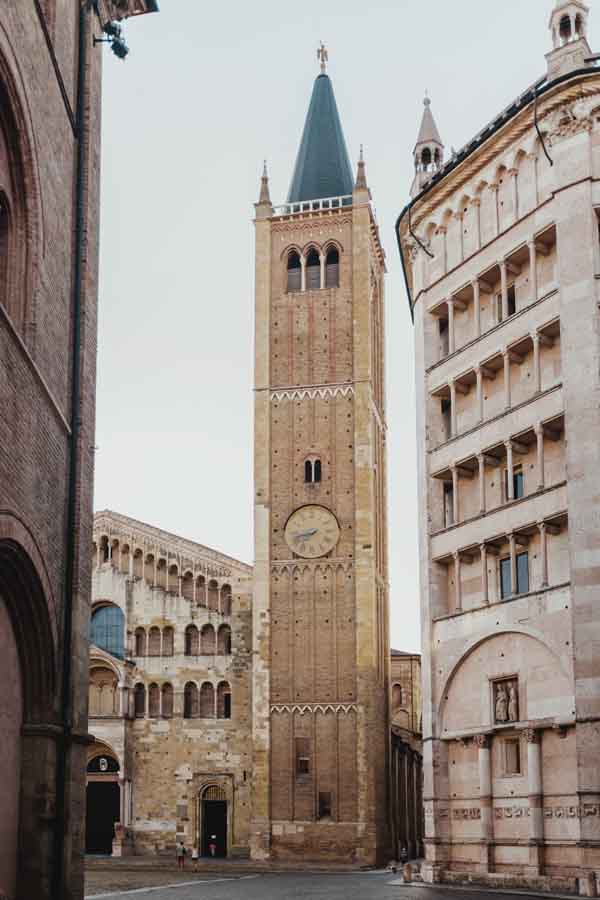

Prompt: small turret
[
  {"left": 354, "top": 145, "right": 368, "bottom": 193},
  {"left": 547, "top": 0, "right": 592, "bottom": 78},
  {"left": 255, "top": 160, "right": 273, "bottom": 219},
  {"left": 411, "top": 95, "right": 444, "bottom": 198}
]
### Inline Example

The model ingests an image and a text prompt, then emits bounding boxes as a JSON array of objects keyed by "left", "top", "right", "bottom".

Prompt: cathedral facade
[{"left": 398, "top": 1, "right": 600, "bottom": 891}]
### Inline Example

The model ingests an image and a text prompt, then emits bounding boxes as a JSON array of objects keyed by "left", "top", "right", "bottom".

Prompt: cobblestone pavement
[{"left": 85, "top": 870, "right": 562, "bottom": 899}]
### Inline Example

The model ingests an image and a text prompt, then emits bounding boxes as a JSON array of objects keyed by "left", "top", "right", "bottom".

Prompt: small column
[
  {"left": 478, "top": 453, "right": 486, "bottom": 514},
  {"left": 532, "top": 332, "right": 541, "bottom": 395},
  {"left": 538, "top": 522, "right": 548, "bottom": 588},
  {"left": 473, "top": 280, "right": 481, "bottom": 338},
  {"left": 451, "top": 465, "right": 459, "bottom": 525},
  {"left": 128, "top": 551, "right": 133, "bottom": 578},
  {"left": 453, "top": 551, "right": 462, "bottom": 613},
  {"left": 108, "top": 540, "right": 113, "bottom": 563},
  {"left": 503, "top": 350, "right": 511, "bottom": 410},
  {"left": 480, "top": 543, "right": 489, "bottom": 605},
  {"left": 475, "top": 733, "right": 493, "bottom": 871},
  {"left": 473, "top": 197, "right": 482, "bottom": 250},
  {"left": 96, "top": 543, "right": 101, "bottom": 570},
  {"left": 449, "top": 380, "right": 457, "bottom": 437},
  {"left": 492, "top": 184, "right": 500, "bottom": 236},
  {"left": 475, "top": 366, "right": 484, "bottom": 423},
  {"left": 505, "top": 440, "right": 514, "bottom": 501},
  {"left": 500, "top": 260, "right": 508, "bottom": 320},
  {"left": 447, "top": 299, "right": 456, "bottom": 354},
  {"left": 192, "top": 571, "right": 197, "bottom": 604},
  {"left": 177, "top": 575, "right": 183, "bottom": 598},
  {"left": 319, "top": 253, "right": 326, "bottom": 289},
  {"left": 535, "top": 424, "right": 545, "bottom": 491},
  {"left": 300, "top": 256, "right": 307, "bottom": 292},
  {"left": 509, "top": 532, "right": 517, "bottom": 596},
  {"left": 528, "top": 240, "right": 538, "bottom": 303},
  {"left": 510, "top": 168, "right": 519, "bottom": 221},
  {"left": 525, "top": 729, "right": 544, "bottom": 874},
  {"left": 118, "top": 683, "right": 127, "bottom": 717},
  {"left": 457, "top": 213, "right": 465, "bottom": 262}
]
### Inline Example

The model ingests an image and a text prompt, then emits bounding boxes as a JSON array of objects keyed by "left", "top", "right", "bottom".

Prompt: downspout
[{"left": 52, "top": 1, "right": 92, "bottom": 895}]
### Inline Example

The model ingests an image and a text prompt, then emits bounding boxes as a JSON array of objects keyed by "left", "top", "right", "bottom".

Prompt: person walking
[
  {"left": 192, "top": 846, "right": 199, "bottom": 869},
  {"left": 176, "top": 840, "right": 186, "bottom": 870}
]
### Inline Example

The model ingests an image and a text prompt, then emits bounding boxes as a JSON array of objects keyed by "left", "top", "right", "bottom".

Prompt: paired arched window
[
  {"left": 185, "top": 624, "right": 199, "bottom": 656},
  {"left": 148, "top": 626, "right": 161, "bottom": 657},
  {"left": 162, "top": 683, "right": 173, "bottom": 718},
  {"left": 90, "top": 604, "right": 125, "bottom": 659},
  {"left": 134, "top": 683, "right": 146, "bottom": 718},
  {"left": 304, "top": 457, "right": 322, "bottom": 484},
  {"left": 148, "top": 682, "right": 160, "bottom": 717},
  {"left": 134, "top": 627, "right": 146, "bottom": 657},
  {"left": 217, "top": 681, "right": 232, "bottom": 719},
  {"left": 287, "top": 251, "right": 302, "bottom": 292},
  {"left": 200, "top": 682, "right": 215, "bottom": 718},
  {"left": 325, "top": 247, "right": 339, "bottom": 288},
  {"left": 200, "top": 624, "right": 216, "bottom": 655},
  {"left": 184, "top": 682, "right": 199, "bottom": 719},
  {"left": 218, "top": 625, "right": 232, "bottom": 656}
]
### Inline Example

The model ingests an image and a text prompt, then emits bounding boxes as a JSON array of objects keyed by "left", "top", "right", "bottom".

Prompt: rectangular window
[
  {"left": 507, "top": 284, "right": 516, "bottom": 316},
  {"left": 504, "top": 465, "right": 524, "bottom": 501},
  {"left": 439, "top": 318, "right": 449, "bottom": 358},
  {"left": 516, "top": 552, "right": 529, "bottom": 595},
  {"left": 500, "top": 557, "right": 512, "bottom": 599},
  {"left": 496, "top": 293, "right": 503, "bottom": 323},
  {"left": 318, "top": 791, "right": 333, "bottom": 820},
  {"left": 441, "top": 398, "right": 452, "bottom": 439},
  {"left": 295, "top": 738, "right": 310, "bottom": 777},
  {"left": 504, "top": 738, "right": 521, "bottom": 776},
  {"left": 443, "top": 482, "right": 454, "bottom": 528}
]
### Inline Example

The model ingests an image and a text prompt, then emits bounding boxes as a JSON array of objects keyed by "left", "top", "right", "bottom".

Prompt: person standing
[
  {"left": 192, "top": 846, "right": 199, "bottom": 869},
  {"left": 176, "top": 840, "right": 186, "bottom": 870}
]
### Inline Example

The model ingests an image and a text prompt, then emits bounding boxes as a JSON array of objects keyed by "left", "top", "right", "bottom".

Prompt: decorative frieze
[
  {"left": 270, "top": 384, "right": 354, "bottom": 403},
  {"left": 270, "top": 703, "right": 357, "bottom": 716}
]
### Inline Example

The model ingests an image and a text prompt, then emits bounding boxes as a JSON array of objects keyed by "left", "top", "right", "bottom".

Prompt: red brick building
[{"left": 0, "top": 3, "right": 156, "bottom": 899}]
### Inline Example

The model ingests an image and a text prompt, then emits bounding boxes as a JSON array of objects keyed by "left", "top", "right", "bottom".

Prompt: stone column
[
  {"left": 300, "top": 255, "right": 306, "bottom": 292},
  {"left": 478, "top": 453, "right": 486, "bottom": 514},
  {"left": 319, "top": 253, "right": 326, "bottom": 289},
  {"left": 473, "top": 280, "right": 481, "bottom": 338},
  {"left": 449, "top": 380, "right": 457, "bottom": 437},
  {"left": 509, "top": 168, "right": 519, "bottom": 221},
  {"left": 535, "top": 424, "right": 545, "bottom": 491},
  {"left": 524, "top": 729, "right": 544, "bottom": 876},
  {"left": 480, "top": 543, "right": 489, "bottom": 605},
  {"left": 538, "top": 522, "right": 548, "bottom": 588},
  {"left": 451, "top": 465, "right": 459, "bottom": 524},
  {"left": 509, "top": 533, "right": 517, "bottom": 596},
  {"left": 476, "top": 367, "right": 484, "bottom": 423},
  {"left": 528, "top": 240, "right": 538, "bottom": 303},
  {"left": 492, "top": 184, "right": 500, "bottom": 236},
  {"left": 503, "top": 350, "right": 511, "bottom": 410},
  {"left": 532, "top": 332, "right": 541, "bottom": 395},
  {"left": 473, "top": 197, "right": 482, "bottom": 250},
  {"left": 500, "top": 259, "right": 508, "bottom": 319},
  {"left": 96, "top": 542, "right": 101, "bottom": 570},
  {"left": 505, "top": 440, "right": 514, "bottom": 501},
  {"left": 447, "top": 299, "right": 455, "bottom": 355},
  {"left": 475, "top": 734, "right": 493, "bottom": 873},
  {"left": 453, "top": 551, "right": 462, "bottom": 612}
]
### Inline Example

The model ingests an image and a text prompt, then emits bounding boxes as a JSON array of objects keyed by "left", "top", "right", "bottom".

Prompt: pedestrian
[
  {"left": 192, "top": 846, "right": 199, "bottom": 869},
  {"left": 208, "top": 835, "right": 217, "bottom": 857},
  {"left": 176, "top": 839, "right": 186, "bottom": 870}
]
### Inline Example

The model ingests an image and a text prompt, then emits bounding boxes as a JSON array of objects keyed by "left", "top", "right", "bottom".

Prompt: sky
[{"left": 94, "top": 0, "right": 593, "bottom": 654}]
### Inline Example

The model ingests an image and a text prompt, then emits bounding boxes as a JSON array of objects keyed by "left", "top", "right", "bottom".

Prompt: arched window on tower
[
  {"left": 304, "top": 456, "right": 322, "bottom": 484},
  {"left": 148, "top": 626, "right": 161, "bottom": 657},
  {"left": 559, "top": 14, "right": 572, "bottom": 44},
  {"left": 200, "top": 682, "right": 215, "bottom": 718},
  {"left": 217, "top": 681, "right": 232, "bottom": 719},
  {"left": 184, "top": 682, "right": 199, "bottom": 718},
  {"left": 421, "top": 147, "right": 432, "bottom": 171},
  {"left": 148, "top": 683, "right": 160, "bottom": 717},
  {"left": 200, "top": 624, "right": 216, "bottom": 655},
  {"left": 162, "top": 626, "right": 174, "bottom": 657},
  {"left": 220, "top": 584, "right": 232, "bottom": 616},
  {"left": 325, "top": 247, "right": 339, "bottom": 288},
  {"left": 287, "top": 250, "right": 301, "bottom": 292},
  {"left": 90, "top": 605, "right": 125, "bottom": 659},
  {"left": 218, "top": 624, "right": 232, "bottom": 655},
  {"left": 134, "top": 627, "right": 146, "bottom": 657},
  {"left": 392, "top": 683, "right": 404, "bottom": 709},
  {"left": 161, "top": 683, "right": 173, "bottom": 719},
  {"left": 306, "top": 248, "right": 321, "bottom": 291},
  {"left": 134, "top": 683, "right": 146, "bottom": 718},
  {"left": 185, "top": 624, "right": 199, "bottom": 656}
]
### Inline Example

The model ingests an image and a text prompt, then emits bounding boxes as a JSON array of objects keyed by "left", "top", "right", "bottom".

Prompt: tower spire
[
  {"left": 355, "top": 144, "right": 368, "bottom": 191},
  {"left": 255, "top": 159, "right": 273, "bottom": 217},
  {"left": 410, "top": 93, "right": 444, "bottom": 198},
  {"left": 547, "top": 0, "right": 591, "bottom": 77}
]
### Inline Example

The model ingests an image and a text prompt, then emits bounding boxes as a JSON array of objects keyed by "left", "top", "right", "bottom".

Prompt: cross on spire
[{"left": 317, "top": 42, "right": 328, "bottom": 74}]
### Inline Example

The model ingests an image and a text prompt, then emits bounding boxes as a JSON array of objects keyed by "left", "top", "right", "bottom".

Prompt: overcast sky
[{"left": 94, "top": 0, "right": 595, "bottom": 653}]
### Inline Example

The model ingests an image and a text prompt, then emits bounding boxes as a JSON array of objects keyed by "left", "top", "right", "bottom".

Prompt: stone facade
[
  {"left": 88, "top": 510, "right": 253, "bottom": 858},
  {"left": 252, "top": 67, "right": 390, "bottom": 864},
  {"left": 398, "top": 1, "right": 600, "bottom": 890},
  {"left": 390, "top": 651, "right": 423, "bottom": 861}
]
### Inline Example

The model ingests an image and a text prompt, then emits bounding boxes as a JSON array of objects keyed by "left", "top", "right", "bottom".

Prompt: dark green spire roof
[{"left": 287, "top": 73, "right": 354, "bottom": 203}]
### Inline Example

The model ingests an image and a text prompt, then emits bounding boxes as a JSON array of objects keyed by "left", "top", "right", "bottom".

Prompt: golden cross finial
[{"left": 317, "top": 41, "right": 328, "bottom": 73}]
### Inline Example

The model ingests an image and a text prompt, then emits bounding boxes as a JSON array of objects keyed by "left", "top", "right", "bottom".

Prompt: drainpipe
[{"left": 52, "top": 2, "right": 93, "bottom": 896}]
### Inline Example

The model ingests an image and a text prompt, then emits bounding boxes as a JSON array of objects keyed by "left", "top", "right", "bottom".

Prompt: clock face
[{"left": 284, "top": 505, "right": 340, "bottom": 559}]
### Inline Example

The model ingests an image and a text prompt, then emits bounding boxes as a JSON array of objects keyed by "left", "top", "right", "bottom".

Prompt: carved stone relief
[{"left": 493, "top": 678, "right": 519, "bottom": 724}]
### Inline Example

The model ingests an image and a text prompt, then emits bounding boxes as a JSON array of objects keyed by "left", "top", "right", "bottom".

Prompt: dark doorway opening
[
  {"left": 202, "top": 800, "right": 227, "bottom": 857},
  {"left": 86, "top": 782, "right": 120, "bottom": 854}
]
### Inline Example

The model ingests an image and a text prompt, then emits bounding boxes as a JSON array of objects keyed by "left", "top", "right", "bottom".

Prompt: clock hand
[{"left": 293, "top": 529, "right": 318, "bottom": 541}]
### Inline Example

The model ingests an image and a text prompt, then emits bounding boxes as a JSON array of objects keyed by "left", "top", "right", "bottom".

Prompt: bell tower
[
  {"left": 411, "top": 95, "right": 444, "bottom": 198},
  {"left": 251, "top": 49, "right": 390, "bottom": 864}
]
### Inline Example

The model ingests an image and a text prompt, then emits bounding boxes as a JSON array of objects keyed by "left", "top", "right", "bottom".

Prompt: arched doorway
[
  {"left": 86, "top": 753, "right": 120, "bottom": 854},
  {"left": 0, "top": 594, "right": 23, "bottom": 896},
  {"left": 201, "top": 785, "right": 227, "bottom": 858}
]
